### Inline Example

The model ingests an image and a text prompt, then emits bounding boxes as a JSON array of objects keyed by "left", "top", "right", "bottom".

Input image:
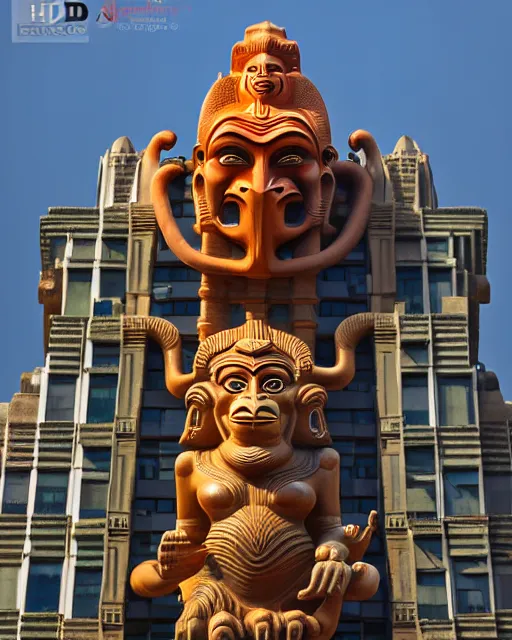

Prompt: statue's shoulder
[
  {"left": 318, "top": 447, "right": 340, "bottom": 471},
  {"left": 175, "top": 450, "right": 196, "bottom": 478}
]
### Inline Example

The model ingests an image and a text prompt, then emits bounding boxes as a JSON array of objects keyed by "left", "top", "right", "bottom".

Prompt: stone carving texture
[{"left": 129, "top": 21, "right": 386, "bottom": 640}]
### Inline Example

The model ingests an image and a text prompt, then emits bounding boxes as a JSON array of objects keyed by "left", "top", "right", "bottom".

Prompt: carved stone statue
[{"left": 129, "top": 20, "right": 389, "bottom": 640}]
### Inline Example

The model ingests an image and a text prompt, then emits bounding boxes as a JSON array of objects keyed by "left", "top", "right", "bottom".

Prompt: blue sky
[{"left": 1, "top": 0, "right": 512, "bottom": 401}]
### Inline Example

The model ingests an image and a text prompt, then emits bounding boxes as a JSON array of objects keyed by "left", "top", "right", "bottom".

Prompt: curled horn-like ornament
[
  {"left": 152, "top": 156, "right": 373, "bottom": 278},
  {"left": 123, "top": 316, "right": 203, "bottom": 398},
  {"left": 311, "top": 313, "right": 383, "bottom": 391},
  {"left": 138, "top": 130, "right": 178, "bottom": 205},
  {"left": 349, "top": 129, "right": 392, "bottom": 205}
]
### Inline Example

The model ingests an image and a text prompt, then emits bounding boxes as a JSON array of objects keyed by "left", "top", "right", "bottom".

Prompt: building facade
[{"left": 0, "top": 130, "right": 511, "bottom": 640}]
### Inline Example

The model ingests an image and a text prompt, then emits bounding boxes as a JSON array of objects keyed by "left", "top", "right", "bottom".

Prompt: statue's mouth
[
  {"left": 252, "top": 79, "right": 275, "bottom": 94},
  {"left": 230, "top": 405, "right": 279, "bottom": 424}
]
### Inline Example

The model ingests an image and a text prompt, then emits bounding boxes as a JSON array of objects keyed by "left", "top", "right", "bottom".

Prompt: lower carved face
[
  {"left": 212, "top": 356, "right": 297, "bottom": 446},
  {"left": 240, "top": 53, "right": 290, "bottom": 102}
]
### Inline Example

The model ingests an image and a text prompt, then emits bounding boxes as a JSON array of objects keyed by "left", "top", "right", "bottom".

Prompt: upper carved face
[
  {"left": 239, "top": 53, "right": 291, "bottom": 103},
  {"left": 193, "top": 117, "right": 336, "bottom": 276}
]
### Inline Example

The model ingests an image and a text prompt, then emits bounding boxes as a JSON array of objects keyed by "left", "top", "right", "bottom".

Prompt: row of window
[
  {"left": 50, "top": 237, "right": 127, "bottom": 265},
  {"left": 65, "top": 269, "right": 126, "bottom": 316},
  {"left": 402, "top": 375, "right": 474, "bottom": 427},
  {"left": 396, "top": 266, "right": 452, "bottom": 314},
  {"left": 1, "top": 449, "right": 111, "bottom": 517},
  {"left": 46, "top": 373, "right": 118, "bottom": 424}
]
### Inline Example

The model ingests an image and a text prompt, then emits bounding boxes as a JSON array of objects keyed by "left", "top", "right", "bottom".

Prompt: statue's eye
[
  {"left": 225, "top": 378, "right": 247, "bottom": 393},
  {"left": 219, "top": 149, "right": 250, "bottom": 166},
  {"left": 267, "top": 64, "right": 283, "bottom": 73},
  {"left": 247, "top": 66, "right": 258, "bottom": 72},
  {"left": 262, "top": 378, "right": 285, "bottom": 393},
  {"left": 276, "top": 154, "right": 304, "bottom": 166}
]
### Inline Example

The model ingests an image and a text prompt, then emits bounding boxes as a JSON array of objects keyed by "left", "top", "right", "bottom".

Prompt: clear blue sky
[{"left": 1, "top": 0, "right": 512, "bottom": 401}]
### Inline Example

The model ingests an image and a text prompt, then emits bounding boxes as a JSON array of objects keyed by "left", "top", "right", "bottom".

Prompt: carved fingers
[
  {"left": 209, "top": 612, "right": 245, "bottom": 640},
  {"left": 175, "top": 616, "right": 208, "bottom": 640},
  {"left": 282, "top": 611, "right": 321, "bottom": 639},
  {"left": 244, "top": 609, "right": 283, "bottom": 640},
  {"left": 158, "top": 529, "right": 208, "bottom": 578},
  {"left": 297, "top": 560, "right": 352, "bottom": 601},
  {"left": 314, "top": 541, "right": 349, "bottom": 562}
]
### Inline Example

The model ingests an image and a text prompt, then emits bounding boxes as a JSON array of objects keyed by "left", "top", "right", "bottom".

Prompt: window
[
  {"left": 182, "top": 339, "right": 198, "bottom": 374},
  {"left": 34, "top": 472, "right": 68, "bottom": 515},
  {"left": 46, "top": 375, "right": 76, "bottom": 422},
  {"left": 150, "top": 300, "right": 200, "bottom": 317},
  {"left": 93, "top": 300, "right": 113, "bottom": 316},
  {"left": 402, "top": 343, "right": 429, "bottom": 365},
  {"left": 453, "top": 560, "right": 490, "bottom": 614},
  {"left": 426, "top": 238, "right": 449, "bottom": 260},
  {"left": 335, "top": 441, "right": 377, "bottom": 482},
  {"left": 402, "top": 375, "right": 429, "bottom": 426},
  {"left": 2, "top": 470, "right": 30, "bottom": 514},
  {"left": 145, "top": 342, "right": 165, "bottom": 391},
  {"left": 437, "top": 376, "right": 474, "bottom": 426},
  {"left": 484, "top": 475, "right": 512, "bottom": 514},
  {"left": 137, "top": 442, "right": 181, "bottom": 481},
  {"left": 0, "top": 566, "right": 18, "bottom": 610},
  {"left": 87, "top": 375, "right": 118, "bottom": 423},
  {"left": 455, "top": 236, "right": 472, "bottom": 272},
  {"left": 494, "top": 565, "right": 512, "bottom": 609},
  {"left": 429, "top": 269, "right": 452, "bottom": 313},
  {"left": 83, "top": 448, "right": 111, "bottom": 472},
  {"left": 72, "top": 239, "right": 96, "bottom": 260},
  {"left": 25, "top": 561, "right": 62, "bottom": 612},
  {"left": 73, "top": 569, "right": 102, "bottom": 618},
  {"left": 102, "top": 239, "right": 127, "bottom": 261},
  {"left": 444, "top": 470, "right": 480, "bottom": 516},
  {"left": 131, "top": 532, "right": 162, "bottom": 561},
  {"left": 406, "top": 449, "right": 437, "bottom": 517},
  {"left": 319, "top": 265, "right": 367, "bottom": 294},
  {"left": 65, "top": 270, "right": 92, "bottom": 316},
  {"left": 49, "top": 237, "right": 66, "bottom": 264},
  {"left": 268, "top": 305, "right": 289, "bottom": 323},
  {"left": 80, "top": 480, "right": 109, "bottom": 518},
  {"left": 316, "top": 338, "right": 335, "bottom": 366},
  {"left": 100, "top": 269, "right": 126, "bottom": 299},
  {"left": 140, "top": 409, "right": 186, "bottom": 437},
  {"left": 318, "top": 301, "right": 367, "bottom": 318},
  {"left": 134, "top": 498, "right": 175, "bottom": 516},
  {"left": 230, "top": 304, "right": 245, "bottom": 327},
  {"left": 153, "top": 266, "right": 201, "bottom": 282},
  {"left": 340, "top": 497, "right": 378, "bottom": 514},
  {"left": 417, "top": 573, "right": 449, "bottom": 619},
  {"left": 92, "top": 344, "right": 120, "bottom": 367},
  {"left": 396, "top": 267, "right": 423, "bottom": 314}
]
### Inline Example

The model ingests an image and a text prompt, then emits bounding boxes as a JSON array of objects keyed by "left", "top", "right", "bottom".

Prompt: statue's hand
[
  {"left": 158, "top": 529, "right": 208, "bottom": 579},
  {"left": 297, "top": 542, "right": 351, "bottom": 601}
]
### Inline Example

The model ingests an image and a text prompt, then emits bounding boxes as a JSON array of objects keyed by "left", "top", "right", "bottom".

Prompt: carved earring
[
  {"left": 292, "top": 384, "right": 331, "bottom": 447},
  {"left": 180, "top": 383, "right": 222, "bottom": 448}
]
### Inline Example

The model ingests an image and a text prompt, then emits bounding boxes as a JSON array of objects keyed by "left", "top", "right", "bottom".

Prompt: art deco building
[{"left": 0, "top": 131, "right": 511, "bottom": 640}]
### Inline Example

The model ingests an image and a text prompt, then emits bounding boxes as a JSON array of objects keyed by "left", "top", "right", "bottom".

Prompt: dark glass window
[
  {"left": 444, "top": 470, "right": 480, "bottom": 516},
  {"left": 65, "top": 270, "right": 92, "bottom": 316},
  {"left": 140, "top": 409, "right": 186, "bottom": 438},
  {"left": 396, "top": 267, "right": 423, "bottom": 314},
  {"left": 2, "top": 470, "right": 30, "bottom": 514},
  {"left": 316, "top": 338, "right": 335, "bottom": 367},
  {"left": 150, "top": 300, "right": 200, "bottom": 317},
  {"left": 402, "top": 375, "right": 429, "bottom": 426},
  {"left": 83, "top": 448, "right": 111, "bottom": 472},
  {"left": 406, "top": 449, "right": 437, "bottom": 517},
  {"left": 34, "top": 472, "right": 68, "bottom": 515},
  {"left": 93, "top": 300, "right": 113, "bottom": 316},
  {"left": 429, "top": 269, "right": 452, "bottom": 313},
  {"left": 102, "top": 239, "right": 127, "bottom": 261},
  {"left": 72, "top": 239, "right": 96, "bottom": 260},
  {"left": 87, "top": 375, "right": 118, "bottom": 423},
  {"left": 73, "top": 569, "right": 103, "bottom": 618},
  {"left": 25, "top": 562, "right": 62, "bottom": 612},
  {"left": 79, "top": 480, "right": 109, "bottom": 519},
  {"left": 145, "top": 342, "right": 165, "bottom": 391},
  {"left": 230, "top": 304, "right": 245, "bottom": 327},
  {"left": 406, "top": 448, "right": 435, "bottom": 475},
  {"left": 455, "top": 235, "right": 472, "bottom": 272},
  {"left": 320, "top": 265, "right": 367, "bottom": 295},
  {"left": 268, "top": 305, "right": 289, "bottom": 323},
  {"left": 438, "top": 376, "right": 474, "bottom": 426},
  {"left": 454, "top": 560, "right": 490, "bottom": 614},
  {"left": 318, "top": 301, "right": 367, "bottom": 318},
  {"left": 153, "top": 266, "right": 201, "bottom": 282},
  {"left": 100, "top": 269, "right": 126, "bottom": 300},
  {"left": 426, "top": 238, "right": 449, "bottom": 260},
  {"left": 334, "top": 441, "right": 377, "bottom": 482},
  {"left": 92, "top": 344, "right": 120, "bottom": 367},
  {"left": 341, "top": 497, "right": 378, "bottom": 514},
  {"left": 182, "top": 339, "right": 198, "bottom": 374},
  {"left": 46, "top": 375, "right": 76, "bottom": 422},
  {"left": 49, "top": 237, "right": 66, "bottom": 264},
  {"left": 137, "top": 442, "right": 181, "bottom": 481},
  {"left": 133, "top": 498, "right": 176, "bottom": 516},
  {"left": 402, "top": 343, "right": 429, "bottom": 365},
  {"left": 417, "top": 573, "right": 449, "bottom": 619}
]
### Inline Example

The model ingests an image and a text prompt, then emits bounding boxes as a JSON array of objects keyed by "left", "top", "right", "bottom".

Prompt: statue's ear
[
  {"left": 180, "top": 382, "right": 222, "bottom": 449},
  {"left": 292, "top": 384, "right": 332, "bottom": 447}
]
